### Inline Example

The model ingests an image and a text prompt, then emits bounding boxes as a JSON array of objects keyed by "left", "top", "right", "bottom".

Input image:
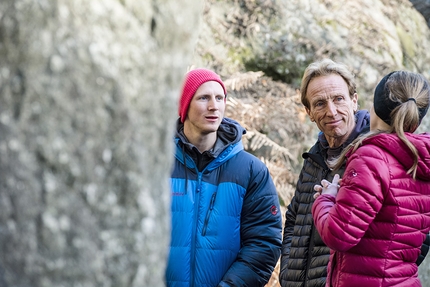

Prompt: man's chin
[{"left": 325, "top": 131, "right": 350, "bottom": 145}]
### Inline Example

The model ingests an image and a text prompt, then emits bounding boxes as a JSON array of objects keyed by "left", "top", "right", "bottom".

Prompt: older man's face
[{"left": 305, "top": 74, "right": 358, "bottom": 148}]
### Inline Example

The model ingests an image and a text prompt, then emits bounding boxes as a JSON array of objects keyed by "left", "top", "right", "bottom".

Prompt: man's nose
[
  {"left": 208, "top": 96, "right": 219, "bottom": 110},
  {"left": 326, "top": 101, "right": 338, "bottom": 116}
]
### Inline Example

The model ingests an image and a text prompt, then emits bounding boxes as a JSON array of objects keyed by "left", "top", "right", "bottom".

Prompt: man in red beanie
[{"left": 166, "top": 68, "right": 282, "bottom": 287}]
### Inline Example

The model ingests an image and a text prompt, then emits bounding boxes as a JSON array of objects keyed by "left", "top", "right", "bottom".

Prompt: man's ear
[
  {"left": 305, "top": 107, "right": 314, "bottom": 122},
  {"left": 352, "top": 93, "right": 358, "bottom": 112}
]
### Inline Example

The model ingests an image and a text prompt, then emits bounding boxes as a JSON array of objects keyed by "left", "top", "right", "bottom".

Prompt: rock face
[
  {"left": 0, "top": 0, "right": 202, "bottom": 286},
  {"left": 196, "top": 0, "right": 430, "bottom": 98}
]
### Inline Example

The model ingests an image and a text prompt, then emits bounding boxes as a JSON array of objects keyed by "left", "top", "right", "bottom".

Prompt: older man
[{"left": 279, "top": 59, "right": 370, "bottom": 287}]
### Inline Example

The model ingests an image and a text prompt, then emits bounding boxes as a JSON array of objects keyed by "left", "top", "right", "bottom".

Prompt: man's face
[
  {"left": 184, "top": 81, "right": 226, "bottom": 137},
  {"left": 305, "top": 74, "right": 358, "bottom": 147}
]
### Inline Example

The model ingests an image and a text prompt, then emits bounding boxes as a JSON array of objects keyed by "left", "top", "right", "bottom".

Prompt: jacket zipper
[
  {"left": 202, "top": 191, "right": 217, "bottom": 236},
  {"left": 190, "top": 172, "right": 202, "bottom": 287},
  {"left": 329, "top": 251, "right": 338, "bottom": 287},
  {"left": 304, "top": 169, "right": 330, "bottom": 287}
]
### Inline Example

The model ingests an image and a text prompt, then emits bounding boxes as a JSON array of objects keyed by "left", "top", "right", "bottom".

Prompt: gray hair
[{"left": 300, "top": 59, "right": 357, "bottom": 109}]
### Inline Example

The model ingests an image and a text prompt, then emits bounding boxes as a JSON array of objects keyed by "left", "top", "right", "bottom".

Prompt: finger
[
  {"left": 314, "top": 185, "right": 323, "bottom": 192},
  {"left": 321, "top": 179, "right": 330, "bottom": 188},
  {"left": 313, "top": 192, "right": 321, "bottom": 199},
  {"left": 331, "top": 174, "right": 340, "bottom": 185}
]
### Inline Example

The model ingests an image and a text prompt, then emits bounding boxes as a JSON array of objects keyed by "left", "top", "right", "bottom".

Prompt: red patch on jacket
[{"left": 270, "top": 205, "right": 278, "bottom": 215}]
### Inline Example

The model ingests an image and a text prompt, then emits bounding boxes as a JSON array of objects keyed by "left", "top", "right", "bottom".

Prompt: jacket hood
[
  {"left": 174, "top": 117, "right": 246, "bottom": 172},
  {"left": 217, "top": 117, "right": 246, "bottom": 147},
  {"left": 364, "top": 132, "right": 430, "bottom": 181},
  {"left": 175, "top": 117, "right": 245, "bottom": 157}
]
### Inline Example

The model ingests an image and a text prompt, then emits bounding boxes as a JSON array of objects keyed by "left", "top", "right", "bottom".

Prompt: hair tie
[{"left": 406, "top": 98, "right": 416, "bottom": 103}]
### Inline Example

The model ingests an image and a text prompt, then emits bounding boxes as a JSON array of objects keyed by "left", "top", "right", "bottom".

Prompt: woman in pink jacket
[{"left": 312, "top": 70, "right": 430, "bottom": 287}]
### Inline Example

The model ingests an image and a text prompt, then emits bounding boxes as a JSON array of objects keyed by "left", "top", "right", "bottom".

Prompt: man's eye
[
  {"left": 335, "top": 97, "right": 344, "bottom": 102},
  {"left": 216, "top": 96, "right": 224, "bottom": 101},
  {"left": 315, "top": 102, "right": 324, "bottom": 107}
]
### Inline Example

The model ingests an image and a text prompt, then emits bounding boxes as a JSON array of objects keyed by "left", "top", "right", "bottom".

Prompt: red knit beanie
[{"left": 179, "top": 68, "right": 227, "bottom": 123}]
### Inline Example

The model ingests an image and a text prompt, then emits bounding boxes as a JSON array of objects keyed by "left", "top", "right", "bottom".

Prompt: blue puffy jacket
[{"left": 166, "top": 118, "right": 282, "bottom": 287}]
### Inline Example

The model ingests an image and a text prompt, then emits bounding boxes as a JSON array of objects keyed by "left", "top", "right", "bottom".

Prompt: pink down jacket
[{"left": 312, "top": 132, "right": 430, "bottom": 287}]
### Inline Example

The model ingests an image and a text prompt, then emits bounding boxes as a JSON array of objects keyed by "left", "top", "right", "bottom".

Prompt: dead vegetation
[{"left": 224, "top": 71, "right": 318, "bottom": 208}]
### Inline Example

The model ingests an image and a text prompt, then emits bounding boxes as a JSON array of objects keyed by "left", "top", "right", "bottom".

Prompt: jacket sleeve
[
  {"left": 278, "top": 192, "right": 298, "bottom": 286},
  {"left": 219, "top": 164, "right": 282, "bottom": 287},
  {"left": 312, "top": 150, "right": 387, "bottom": 252}
]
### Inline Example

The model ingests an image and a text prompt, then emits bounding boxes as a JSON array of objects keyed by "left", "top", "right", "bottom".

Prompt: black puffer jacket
[{"left": 279, "top": 110, "right": 370, "bottom": 287}]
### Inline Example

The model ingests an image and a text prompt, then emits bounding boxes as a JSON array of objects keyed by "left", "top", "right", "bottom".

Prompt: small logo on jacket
[
  {"left": 172, "top": 191, "right": 186, "bottom": 196},
  {"left": 270, "top": 205, "right": 278, "bottom": 215},
  {"left": 348, "top": 168, "right": 358, "bottom": 177}
]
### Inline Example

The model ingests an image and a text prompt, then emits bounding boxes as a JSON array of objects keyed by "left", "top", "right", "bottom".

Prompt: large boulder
[
  {"left": 0, "top": 0, "right": 202, "bottom": 286},
  {"left": 196, "top": 0, "right": 430, "bottom": 98}
]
